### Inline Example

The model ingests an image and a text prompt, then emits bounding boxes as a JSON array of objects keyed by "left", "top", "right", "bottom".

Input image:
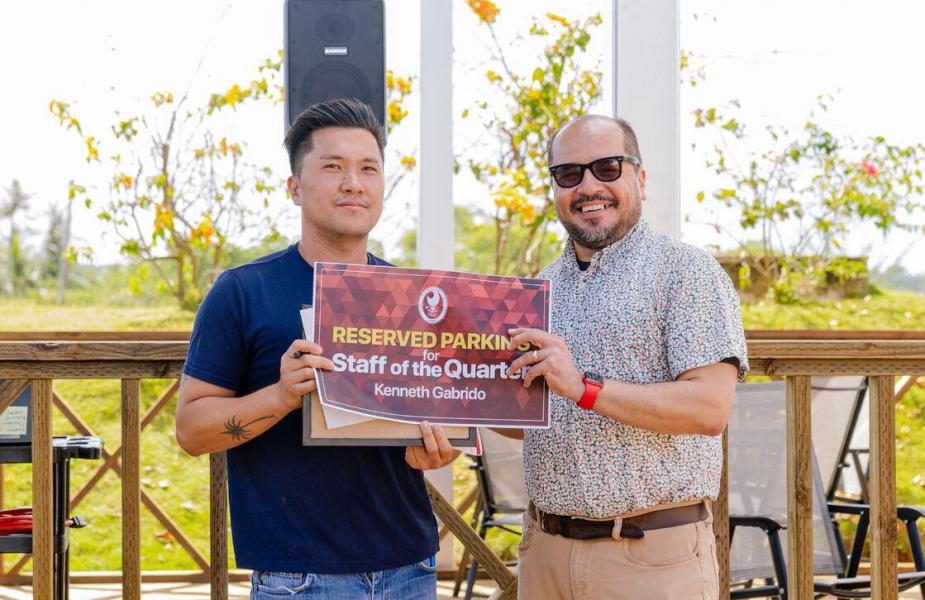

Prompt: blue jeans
[{"left": 250, "top": 556, "right": 437, "bottom": 599}]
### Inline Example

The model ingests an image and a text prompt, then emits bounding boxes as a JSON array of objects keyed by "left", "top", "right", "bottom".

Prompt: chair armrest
[
  {"left": 730, "top": 514, "right": 784, "bottom": 533},
  {"left": 830, "top": 501, "right": 925, "bottom": 522},
  {"left": 828, "top": 502, "right": 869, "bottom": 516},
  {"left": 898, "top": 506, "right": 925, "bottom": 521}
]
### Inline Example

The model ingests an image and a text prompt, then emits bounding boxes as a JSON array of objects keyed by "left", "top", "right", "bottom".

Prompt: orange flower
[
  {"left": 546, "top": 13, "right": 569, "bottom": 27},
  {"left": 466, "top": 0, "right": 500, "bottom": 24}
]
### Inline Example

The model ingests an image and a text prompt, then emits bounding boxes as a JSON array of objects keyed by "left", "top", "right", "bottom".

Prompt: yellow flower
[
  {"left": 387, "top": 100, "right": 408, "bottom": 124},
  {"left": 224, "top": 84, "right": 243, "bottom": 107},
  {"left": 397, "top": 77, "right": 412, "bottom": 94},
  {"left": 191, "top": 218, "right": 215, "bottom": 246},
  {"left": 85, "top": 137, "right": 99, "bottom": 162},
  {"left": 400, "top": 156, "right": 417, "bottom": 171},
  {"left": 151, "top": 91, "right": 174, "bottom": 107},
  {"left": 386, "top": 70, "right": 395, "bottom": 91},
  {"left": 546, "top": 13, "right": 569, "bottom": 27},
  {"left": 466, "top": 0, "right": 500, "bottom": 24},
  {"left": 154, "top": 205, "right": 174, "bottom": 235},
  {"left": 114, "top": 173, "right": 133, "bottom": 190},
  {"left": 485, "top": 70, "right": 501, "bottom": 83},
  {"left": 194, "top": 148, "right": 205, "bottom": 159}
]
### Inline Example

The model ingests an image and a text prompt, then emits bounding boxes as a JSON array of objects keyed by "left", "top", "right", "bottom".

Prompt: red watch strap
[{"left": 578, "top": 378, "right": 602, "bottom": 410}]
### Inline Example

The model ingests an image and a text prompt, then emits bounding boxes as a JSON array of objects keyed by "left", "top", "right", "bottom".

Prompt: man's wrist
[
  {"left": 577, "top": 372, "right": 605, "bottom": 410},
  {"left": 273, "top": 382, "right": 301, "bottom": 414}
]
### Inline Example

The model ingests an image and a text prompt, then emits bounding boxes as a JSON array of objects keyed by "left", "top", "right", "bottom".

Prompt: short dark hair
[
  {"left": 547, "top": 115, "right": 642, "bottom": 167},
  {"left": 284, "top": 98, "right": 385, "bottom": 174}
]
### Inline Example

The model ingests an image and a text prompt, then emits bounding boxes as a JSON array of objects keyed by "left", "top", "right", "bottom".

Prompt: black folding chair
[
  {"left": 454, "top": 429, "right": 528, "bottom": 600},
  {"left": 728, "top": 381, "right": 925, "bottom": 599}
]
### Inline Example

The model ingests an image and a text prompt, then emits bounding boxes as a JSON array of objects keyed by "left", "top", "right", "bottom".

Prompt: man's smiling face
[{"left": 550, "top": 116, "right": 647, "bottom": 256}]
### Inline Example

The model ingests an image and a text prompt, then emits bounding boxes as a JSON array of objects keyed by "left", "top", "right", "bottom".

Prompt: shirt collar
[{"left": 563, "top": 218, "right": 649, "bottom": 275}]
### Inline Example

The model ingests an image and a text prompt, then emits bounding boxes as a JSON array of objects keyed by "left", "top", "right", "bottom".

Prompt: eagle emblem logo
[{"left": 418, "top": 286, "right": 448, "bottom": 324}]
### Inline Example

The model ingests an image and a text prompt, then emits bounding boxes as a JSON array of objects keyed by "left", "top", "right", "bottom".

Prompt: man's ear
[
  {"left": 637, "top": 167, "right": 647, "bottom": 203},
  {"left": 287, "top": 175, "right": 300, "bottom": 206}
]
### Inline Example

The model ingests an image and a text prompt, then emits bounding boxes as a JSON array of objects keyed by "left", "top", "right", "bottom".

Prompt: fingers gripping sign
[
  {"left": 277, "top": 339, "right": 335, "bottom": 411},
  {"left": 506, "top": 328, "right": 585, "bottom": 402},
  {"left": 405, "top": 421, "right": 460, "bottom": 470}
]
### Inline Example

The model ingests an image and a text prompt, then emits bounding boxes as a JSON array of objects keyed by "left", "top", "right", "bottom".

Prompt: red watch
[{"left": 578, "top": 371, "right": 604, "bottom": 410}]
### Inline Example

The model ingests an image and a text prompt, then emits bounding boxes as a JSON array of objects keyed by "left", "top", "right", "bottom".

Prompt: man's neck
[{"left": 298, "top": 234, "right": 370, "bottom": 267}]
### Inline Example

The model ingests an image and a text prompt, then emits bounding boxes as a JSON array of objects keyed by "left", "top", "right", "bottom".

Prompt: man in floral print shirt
[{"left": 502, "top": 115, "right": 748, "bottom": 599}]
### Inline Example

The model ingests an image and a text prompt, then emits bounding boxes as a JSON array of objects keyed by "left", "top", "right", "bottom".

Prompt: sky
[{"left": 1, "top": 0, "right": 922, "bottom": 272}]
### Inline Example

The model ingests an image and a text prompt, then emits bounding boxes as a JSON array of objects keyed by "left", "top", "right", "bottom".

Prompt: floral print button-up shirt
[{"left": 523, "top": 219, "right": 748, "bottom": 518}]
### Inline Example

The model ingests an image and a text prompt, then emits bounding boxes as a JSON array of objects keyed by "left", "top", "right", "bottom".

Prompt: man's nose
[
  {"left": 340, "top": 168, "right": 364, "bottom": 193},
  {"left": 574, "top": 166, "right": 605, "bottom": 196}
]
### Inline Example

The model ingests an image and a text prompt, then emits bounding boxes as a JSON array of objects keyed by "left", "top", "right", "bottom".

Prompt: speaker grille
[
  {"left": 285, "top": 0, "right": 385, "bottom": 128},
  {"left": 316, "top": 14, "right": 356, "bottom": 43},
  {"left": 298, "top": 63, "right": 372, "bottom": 110}
]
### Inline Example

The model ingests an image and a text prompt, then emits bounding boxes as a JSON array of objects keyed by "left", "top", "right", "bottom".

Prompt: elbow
[
  {"left": 175, "top": 421, "right": 207, "bottom": 457},
  {"left": 698, "top": 416, "right": 727, "bottom": 437},
  {"left": 695, "top": 395, "right": 733, "bottom": 437}
]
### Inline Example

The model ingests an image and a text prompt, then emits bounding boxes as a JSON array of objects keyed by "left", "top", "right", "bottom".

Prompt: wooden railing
[
  {"left": 1, "top": 331, "right": 923, "bottom": 600},
  {"left": 717, "top": 330, "right": 925, "bottom": 600}
]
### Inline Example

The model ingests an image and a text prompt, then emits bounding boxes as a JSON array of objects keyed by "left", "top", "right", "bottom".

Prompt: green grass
[
  {"left": 742, "top": 290, "right": 925, "bottom": 330},
  {"left": 1, "top": 288, "right": 924, "bottom": 571}
]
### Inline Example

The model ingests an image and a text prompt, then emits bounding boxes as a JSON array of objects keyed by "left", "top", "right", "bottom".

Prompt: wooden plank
[
  {"left": 0, "top": 332, "right": 189, "bottom": 341},
  {"left": 425, "top": 479, "right": 514, "bottom": 589},
  {"left": 0, "top": 362, "right": 183, "bottom": 379},
  {"left": 0, "top": 341, "right": 189, "bottom": 361},
  {"left": 869, "top": 375, "right": 897, "bottom": 600},
  {"left": 210, "top": 452, "right": 229, "bottom": 600},
  {"left": 31, "top": 379, "right": 54, "bottom": 600},
  {"left": 0, "top": 379, "right": 28, "bottom": 414},
  {"left": 895, "top": 375, "right": 921, "bottom": 404},
  {"left": 439, "top": 484, "right": 479, "bottom": 542},
  {"left": 746, "top": 330, "right": 925, "bottom": 341},
  {"left": 760, "top": 359, "right": 925, "bottom": 377},
  {"left": 121, "top": 379, "right": 141, "bottom": 600},
  {"left": 786, "top": 376, "right": 813, "bottom": 600},
  {"left": 0, "top": 569, "right": 252, "bottom": 585},
  {"left": 748, "top": 340, "right": 925, "bottom": 360},
  {"left": 715, "top": 428, "right": 730, "bottom": 599}
]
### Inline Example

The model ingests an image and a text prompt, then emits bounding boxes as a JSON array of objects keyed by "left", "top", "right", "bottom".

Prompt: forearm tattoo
[{"left": 222, "top": 415, "right": 275, "bottom": 441}]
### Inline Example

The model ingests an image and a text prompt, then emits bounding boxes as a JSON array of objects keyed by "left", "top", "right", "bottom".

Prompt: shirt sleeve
[
  {"left": 183, "top": 270, "right": 248, "bottom": 391},
  {"left": 664, "top": 247, "right": 749, "bottom": 381}
]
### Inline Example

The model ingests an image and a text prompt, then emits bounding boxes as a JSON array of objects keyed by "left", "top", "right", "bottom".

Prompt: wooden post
[
  {"left": 786, "top": 375, "right": 813, "bottom": 600},
  {"left": 715, "top": 428, "right": 730, "bottom": 599},
  {"left": 210, "top": 452, "right": 228, "bottom": 600},
  {"left": 424, "top": 480, "right": 515, "bottom": 595},
  {"left": 31, "top": 379, "right": 54, "bottom": 600},
  {"left": 121, "top": 379, "right": 141, "bottom": 600},
  {"left": 869, "top": 375, "right": 897, "bottom": 599}
]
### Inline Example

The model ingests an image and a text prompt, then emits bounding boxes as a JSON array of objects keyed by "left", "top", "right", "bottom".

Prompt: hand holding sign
[{"left": 277, "top": 339, "right": 335, "bottom": 411}]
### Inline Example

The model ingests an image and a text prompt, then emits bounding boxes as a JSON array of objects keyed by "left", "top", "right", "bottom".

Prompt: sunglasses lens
[
  {"left": 553, "top": 165, "right": 583, "bottom": 188},
  {"left": 590, "top": 158, "right": 622, "bottom": 182}
]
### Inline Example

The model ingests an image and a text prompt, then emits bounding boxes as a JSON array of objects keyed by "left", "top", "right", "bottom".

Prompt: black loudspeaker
[{"left": 284, "top": 0, "right": 386, "bottom": 129}]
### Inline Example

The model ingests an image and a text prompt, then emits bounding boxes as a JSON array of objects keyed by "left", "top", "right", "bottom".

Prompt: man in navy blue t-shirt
[{"left": 175, "top": 98, "right": 458, "bottom": 599}]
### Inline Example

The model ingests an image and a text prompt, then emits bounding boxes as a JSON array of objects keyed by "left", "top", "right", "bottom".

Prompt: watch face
[{"left": 584, "top": 371, "right": 604, "bottom": 386}]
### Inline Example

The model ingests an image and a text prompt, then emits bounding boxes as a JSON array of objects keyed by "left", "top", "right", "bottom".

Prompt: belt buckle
[{"left": 541, "top": 513, "right": 561, "bottom": 536}]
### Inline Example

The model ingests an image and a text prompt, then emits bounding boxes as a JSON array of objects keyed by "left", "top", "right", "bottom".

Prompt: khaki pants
[{"left": 517, "top": 506, "right": 719, "bottom": 600}]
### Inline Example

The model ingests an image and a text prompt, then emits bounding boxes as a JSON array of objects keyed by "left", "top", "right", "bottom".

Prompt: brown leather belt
[{"left": 531, "top": 501, "right": 708, "bottom": 541}]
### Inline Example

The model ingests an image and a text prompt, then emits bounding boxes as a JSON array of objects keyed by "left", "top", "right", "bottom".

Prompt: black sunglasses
[{"left": 548, "top": 155, "right": 641, "bottom": 188}]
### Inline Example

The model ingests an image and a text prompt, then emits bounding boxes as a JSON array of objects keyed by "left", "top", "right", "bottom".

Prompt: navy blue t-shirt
[{"left": 183, "top": 244, "right": 439, "bottom": 573}]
